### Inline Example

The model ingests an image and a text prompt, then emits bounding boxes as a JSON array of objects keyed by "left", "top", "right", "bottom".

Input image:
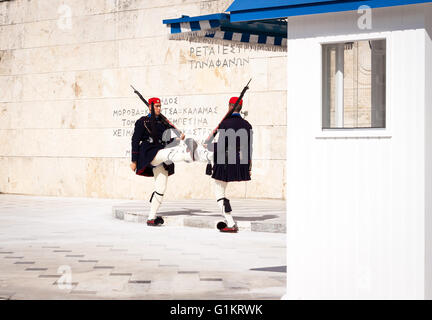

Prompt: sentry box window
[{"left": 322, "top": 39, "right": 386, "bottom": 129}]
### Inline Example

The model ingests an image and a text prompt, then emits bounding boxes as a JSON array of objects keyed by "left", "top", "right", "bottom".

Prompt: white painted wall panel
[
  {"left": 424, "top": 5, "right": 432, "bottom": 300},
  {"left": 286, "top": 4, "right": 431, "bottom": 299},
  {"left": 0, "top": 0, "right": 286, "bottom": 200}
]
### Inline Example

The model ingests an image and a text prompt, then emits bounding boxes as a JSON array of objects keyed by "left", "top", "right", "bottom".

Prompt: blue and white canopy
[
  {"left": 164, "top": 0, "right": 431, "bottom": 50},
  {"left": 227, "top": 0, "right": 432, "bottom": 22},
  {"left": 162, "top": 13, "right": 287, "bottom": 52}
]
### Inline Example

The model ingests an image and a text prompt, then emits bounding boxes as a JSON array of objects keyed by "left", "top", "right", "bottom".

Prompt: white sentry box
[{"left": 286, "top": 3, "right": 432, "bottom": 299}]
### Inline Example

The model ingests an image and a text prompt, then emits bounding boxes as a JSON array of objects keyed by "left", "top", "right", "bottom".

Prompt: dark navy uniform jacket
[
  {"left": 131, "top": 114, "right": 175, "bottom": 177},
  {"left": 211, "top": 113, "right": 253, "bottom": 182}
]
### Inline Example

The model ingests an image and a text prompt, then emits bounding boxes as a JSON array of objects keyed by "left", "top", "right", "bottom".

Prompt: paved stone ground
[
  {"left": 0, "top": 194, "right": 286, "bottom": 300},
  {"left": 113, "top": 199, "right": 286, "bottom": 233}
]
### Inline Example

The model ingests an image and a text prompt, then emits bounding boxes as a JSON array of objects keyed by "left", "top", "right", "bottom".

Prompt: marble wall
[{"left": 0, "top": 0, "right": 287, "bottom": 200}]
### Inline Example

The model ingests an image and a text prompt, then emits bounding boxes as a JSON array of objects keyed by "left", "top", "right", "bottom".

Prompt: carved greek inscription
[
  {"left": 189, "top": 44, "right": 251, "bottom": 69},
  {"left": 113, "top": 97, "right": 219, "bottom": 157}
]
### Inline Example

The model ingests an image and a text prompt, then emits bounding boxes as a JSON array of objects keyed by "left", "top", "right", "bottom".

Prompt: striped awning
[
  {"left": 162, "top": 13, "right": 287, "bottom": 52},
  {"left": 227, "top": 0, "right": 432, "bottom": 22}
]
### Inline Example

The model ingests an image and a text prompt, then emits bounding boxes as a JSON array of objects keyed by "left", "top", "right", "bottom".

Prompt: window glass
[{"left": 322, "top": 39, "right": 386, "bottom": 129}]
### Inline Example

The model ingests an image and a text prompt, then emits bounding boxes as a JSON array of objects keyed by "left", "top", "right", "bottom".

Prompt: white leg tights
[
  {"left": 148, "top": 165, "right": 168, "bottom": 220},
  {"left": 150, "top": 145, "right": 191, "bottom": 166},
  {"left": 213, "top": 179, "right": 235, "bottom": 227}
]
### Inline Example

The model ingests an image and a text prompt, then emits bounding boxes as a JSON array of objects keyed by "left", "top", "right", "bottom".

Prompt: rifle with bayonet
[
  {"left": 204, "top": 78, "right": 251, "bottom": 146},
  {"left": 130, "top": 85, "right": 183, "bottom": 138},
  {"left": 204, "top": 78, "right": 252, "bottom": 175}
]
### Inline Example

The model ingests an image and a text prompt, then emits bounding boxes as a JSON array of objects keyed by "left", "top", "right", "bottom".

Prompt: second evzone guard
[
  {"left": 194, "top": 96, "right": 253, "bottom": 233},
  {"left": 130, "top": 80, "right": 252, "bottom": 233}
]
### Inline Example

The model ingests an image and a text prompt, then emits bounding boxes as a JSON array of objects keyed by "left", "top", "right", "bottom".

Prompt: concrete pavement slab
[{"left": 0, "top": 194, "right": 286, "bottom": 299}]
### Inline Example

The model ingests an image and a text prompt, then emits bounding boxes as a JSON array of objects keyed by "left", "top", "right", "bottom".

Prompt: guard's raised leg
[{"left": 150, "top": 142, "right": 193, "bottom": 166}]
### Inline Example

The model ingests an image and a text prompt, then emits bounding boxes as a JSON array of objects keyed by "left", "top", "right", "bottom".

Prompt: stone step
[{"left": 112, "top": 206, "right": 286, "bottom": 234}]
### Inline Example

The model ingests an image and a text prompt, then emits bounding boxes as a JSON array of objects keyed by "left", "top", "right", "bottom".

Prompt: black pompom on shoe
[
  {"left": 206, "top": 163, "right": 213, "bottom": 175},
  {"left": 155, "top": 216, "right": 164, "bottom": 225},
  {"left": 147, "top": 216, "right": 164, "bottom": 226},
  {"left": 217, "top": 221, "right": 227, "bottom": 230}
]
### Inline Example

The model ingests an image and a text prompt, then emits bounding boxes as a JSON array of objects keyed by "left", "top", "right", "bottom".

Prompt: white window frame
[{"left": 316, "top": 32, "right": 392, "bottom": 139}]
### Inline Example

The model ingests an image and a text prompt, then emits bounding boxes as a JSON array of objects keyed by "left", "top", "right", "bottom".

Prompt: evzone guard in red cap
[
  {"left": 130, "top": 97, "right": 197, "bottom": 226},
  {"left": 194, "top": 96, "right": 253, "bottom": 233}
]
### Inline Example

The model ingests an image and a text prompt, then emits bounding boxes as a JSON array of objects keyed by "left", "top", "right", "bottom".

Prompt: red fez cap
[
  {"left": 148, "top": 97, "right": 161, "bottom": 105},
  {"left": 229, "top": 97, "right": 243, "bottom": 106}
]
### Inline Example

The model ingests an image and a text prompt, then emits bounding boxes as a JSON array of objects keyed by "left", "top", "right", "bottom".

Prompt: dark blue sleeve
[
  {"left": 249, "top": 126, "right": 253, "bottom": 168},
  {"left": 216, "top": 120, "right": 227, "bottom": 144},
  {"left": 131, "top": 119, "right": 144, "bottom": 162},
  {"left": 243, "top": 121, "right": 253, "bottom": 169},
  {"left": 163, "top": 124, "right": 175, "bottom": 145}
]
